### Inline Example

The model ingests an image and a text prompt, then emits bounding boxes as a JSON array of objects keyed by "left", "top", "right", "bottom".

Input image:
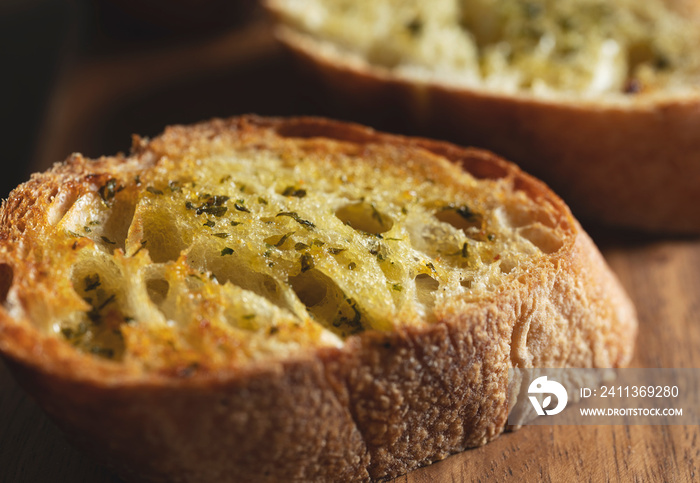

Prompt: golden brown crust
[
  {"left": 0, "top": 116, "right": 636, "bottom": 481},
  {"left": 272, "top": 24, "right": 700, "bottom": 234}
]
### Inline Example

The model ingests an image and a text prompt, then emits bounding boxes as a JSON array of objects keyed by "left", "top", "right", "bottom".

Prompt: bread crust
[
  {"left": 270, "top": 23, "right": 700, "bottom": 234},
  {"left": 0, "top": 116, "right": 636, "bottom": 481}
]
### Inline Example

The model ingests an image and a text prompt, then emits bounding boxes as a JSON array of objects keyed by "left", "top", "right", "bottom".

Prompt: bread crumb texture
[
  {"left": 0, "top": 117, "right": 636, "bottom": 481},
  {"left": 0, "top": 118, "right": 568, "bottom": 374},
  {"left": 270, "top": 0, "right": 700, "bottom": 97}
]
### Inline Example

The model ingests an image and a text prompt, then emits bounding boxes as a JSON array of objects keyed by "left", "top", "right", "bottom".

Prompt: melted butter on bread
[
  {"left": 270, "top": 0, "right": 700, "bottom": 96},
  {"left": 5, "top": 120, "right": 564, "bottom": 373}
]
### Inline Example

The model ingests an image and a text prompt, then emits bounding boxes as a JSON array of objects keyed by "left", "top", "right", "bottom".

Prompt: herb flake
[
  {"left": 300, "top": 252, "right": 314, "bottom": 273},
  {"left": 276, "top": 212, "right": 315, "bottom": 229},
  {"left": 84, "top": 274, "right": 101, "bottom": 292},
  {"left": 282, "top": 186, "right": 307, "bottom": 198},
  {"left": 146, "top": 186, "right": 163, "bottom": 195}
]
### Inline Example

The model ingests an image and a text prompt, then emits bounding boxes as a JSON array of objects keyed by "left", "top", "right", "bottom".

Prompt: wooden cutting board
[{"left": 2, "top": 14, "right": 698, "bottom": 482}]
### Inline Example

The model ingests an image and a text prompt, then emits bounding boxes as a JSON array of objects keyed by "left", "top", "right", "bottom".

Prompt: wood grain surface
[{"left": 2, "top": 12, "right": 698, "bottom": 483}]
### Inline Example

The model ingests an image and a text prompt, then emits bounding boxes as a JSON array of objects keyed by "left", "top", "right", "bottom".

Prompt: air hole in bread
[
  {"left": 335, "top": 202, "right": 394, "bottom": 235},
  {"left": 499, "top": 258, "right": 517, "bottom": 274},
  {"left": 67, "top": 260, "right": 126, "bottom": 360},
  {"left": 201, "top": 254, "right": 290, "bottom": 313},
  {"left": 519, "top": 225, "right": 564, "bottom": 254},
  {"left": 0, "top": 263, "right": 13, "bottom": 303},
  {"left": 415, "top": 273, "right": 439, "bottom": 310},
  {"left": 434, "top": 205, "right": 482, "bottom": 234},
  {"left": 137, "top": 213, "right": 189, "bottom": 263},
  {"left": 505, "top": 201, "right": 558, "bottom": 230},
  {"left": 289, "top": 269, "right": 365, "bottom": 337},
  {"left": 100, "top": 199, "right": 137, "bottom": 254},
  {"left": 146, "top": 279, "right": 170, "bottom": 306}
]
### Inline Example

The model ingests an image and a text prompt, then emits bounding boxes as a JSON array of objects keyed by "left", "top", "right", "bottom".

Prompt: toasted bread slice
[
  {"left": 267, "top": 0, "right": 700, "bottom": 233},
  {"left": 0, "top": 116, "right": 635, "bottom": 481}
]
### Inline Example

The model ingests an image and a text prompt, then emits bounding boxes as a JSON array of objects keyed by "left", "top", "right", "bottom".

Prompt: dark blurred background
[{"left": 0, "top": 0, "right": 337, "bottom": 199}]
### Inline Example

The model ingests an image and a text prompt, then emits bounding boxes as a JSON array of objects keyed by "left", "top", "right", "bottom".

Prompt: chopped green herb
[
  {"left": 406, "top": 18, "right": 422, "bottom": 35},
  {"left": 98, "top": 179, "right": 118, "bottom": 203},
  {"left": 300, "top": 252, "right": 314, "bottom": 273},
  {"left": 212, "top": 195, "right": 229, "bottom": 206},
  {"left": 275, "top": 232, "right": 295, "bottom": 247},
  {"left": 426, "top": 262, "right": 436, "bottom": 273},
  {"left": 203, "top": 220, "right": 216, "bottom": 228},
  {"left": 84, "top": 274, "right": 101, "bottom": 292},
  {"left": 276, "top": 212, "right": 315, "bottom": 229},
  {"left": 197, "top": 205, "right": 227, "bottom": 217},
  {"left": 83, "top": 226, "right": 92, "bottom": 233},
  {"left": 444, "top": 204, "right": 478, "bottom": 222},
  {"left": 312, "top": 239, "right": 325, "bottom": 247},
  {"left": 258, "top": 197, "right": 268, "bottom": 205},
  {"left": 461, "top": 242, "right": 469, "bottom": 258},
  {"left": 169, "top": 180, "right": 182, "bottom": 192},
  {"left": 282, "top": 186, "right": 307, "bottom": 198},
  {"left": 67, "top": 230, "right": 81, "bottom": 238},
  {"left": 269, "top": 326, "right": 279, "bottom": 335},
  {"left": 212, "top": 233, "right": 230, "bottom": 238},
  {"left": 97, "top": 294, "right": 116, "bottom": 311},
  {"left": 243, "top": 314, "right": 256, "bottom": 320},
  {"left": 132, "top": 240, "right": 147, "bottom": 257},
  {"left": 487, "top": 233, "right": 496, "bottom": 241},
  {"left": 392, "top": 283, "right": 403, "bottom": 292},
  {"left": 220, "top": 175, "right": 232, "bottom": 183},
  {"left": 294, "top": 242, "right": 309, "bottom": 251},
  {"left": 230, "top": 221, "right": 242, "bottom": 226},
  {"left": 221, "top": 247, "right": 234, "bottom": 256},
  {"left": 234, "top": 203, "right": 251, "bottom": 213},
  {"left": 146, "top": 186, "right": 163, "bottom": 195},
  {"left": 348, "top": 262, "right": 357, "bottom": 270},
  {"left": 328, "top": 247, "right": 346, "bottom": 255},
  {"left": 188, "top": 195, "right": 230, "bottom": 217}
]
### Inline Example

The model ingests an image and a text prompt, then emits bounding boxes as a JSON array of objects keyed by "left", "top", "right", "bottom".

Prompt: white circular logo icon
[{"left": 528, "top": 376, "right": 568, "bottom": 416}]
